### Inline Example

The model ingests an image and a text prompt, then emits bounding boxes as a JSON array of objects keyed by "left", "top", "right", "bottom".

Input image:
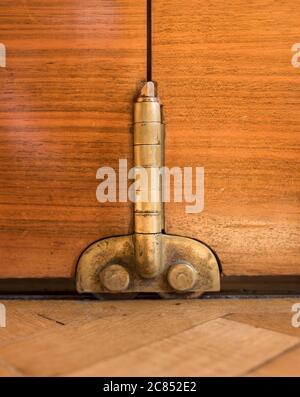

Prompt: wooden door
[
  {"left": 0, "top": 0, "right": 299, "bottom": 288},
  {"left": 153, "top": 0, "right": 300, "bottom": 276},
  {"left": 0, "top": 0, "right": 146, "bottom": 278}
]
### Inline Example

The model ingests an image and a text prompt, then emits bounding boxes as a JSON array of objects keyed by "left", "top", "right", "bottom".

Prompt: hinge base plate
[{"left": 76, "top": 234, "right": 220, "bottom": 297}]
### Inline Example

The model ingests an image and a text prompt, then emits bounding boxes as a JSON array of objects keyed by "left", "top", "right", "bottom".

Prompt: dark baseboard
[
  {"left": 0, "top": 276, "right": 299, "bottom": 297},
  {"left": 220, "top": 275, "right": 300, "bottom": 294}
]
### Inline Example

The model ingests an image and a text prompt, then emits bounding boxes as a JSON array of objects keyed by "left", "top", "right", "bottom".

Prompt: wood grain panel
[
  {"left": 0, "top": 301, "right": 60, "bottom": 346},
  {"left": 0, "top": 301, "right": 229, "bottom": 375},
  {"left": 249, "top": 345, "right": 300, "bottom": 376},
  {"left": 226, "top": 312, "right": 300, "bottom": 337},
  {"left": 0, "top": 299, "right": 298, "bottom": 376},
  {"left": 0, "top": 0, "right": 146, "bottom": 277},
  {"left": 0, "top": 361, "right": 22, "bottom": 377},
  {"left": 153, "top": 0, "right": 300, "bottom": 275},
  {"left": 71, "top": 318, "right": 298, "bottom": 376}
]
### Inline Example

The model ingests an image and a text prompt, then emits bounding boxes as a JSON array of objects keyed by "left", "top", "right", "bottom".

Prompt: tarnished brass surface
[
  {"left": 133, "top": 81, "right": 164, "bottom": 274},
  {"left": 100, "top": 264, "right": 130, "bottom": 292},
  {"left": 76, "top": 234, "right": 220, "bottom": 294},
  {"left": 134, "top": 145, "right": 161, "bottom": 167},
  {"left": 134, "top": 233, "right": 161, "bottom": 278},
  {"left": 134, "top": 102, "right": 161, "bottom": 123},
  {"left": 134, "top": 213, "right": 162, "bottom": 234},
  {"left": 134, "top": 123, "right": 161, "bottom": 145},
  {"left": 76, "top": 81, "right": 220, "bottom": 297},
  {"left": 167, "top": 263, "right": 197, "bottom": 292}
]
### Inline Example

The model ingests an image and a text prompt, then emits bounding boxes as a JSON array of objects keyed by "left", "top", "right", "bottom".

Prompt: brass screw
[
  {"left": 167, "top": 263, "right": 197, "bottom": 292},
  {"left": 100, "top": 264, "right": 130, "bottom": 292}
]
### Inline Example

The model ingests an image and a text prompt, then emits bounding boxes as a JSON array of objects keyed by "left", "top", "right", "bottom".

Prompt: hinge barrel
[{"left": 133, "top": 82, "right": 163, "bottom": 278}]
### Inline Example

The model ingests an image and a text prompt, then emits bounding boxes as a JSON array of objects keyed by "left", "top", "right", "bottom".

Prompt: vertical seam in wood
[{"left": 147, "top": 0, "right": 152, "bottom": 81}]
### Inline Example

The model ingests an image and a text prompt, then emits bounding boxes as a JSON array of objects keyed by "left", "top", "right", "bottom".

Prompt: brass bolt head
[
  {"left": 167, "top": 263, "right": 197, "bottom": 292},
  {"left": 100, "top": 264, "right": 130, "bottom": 292}
]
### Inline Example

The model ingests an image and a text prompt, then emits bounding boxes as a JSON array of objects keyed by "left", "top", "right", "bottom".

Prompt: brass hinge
[{"left": 76, "top": 82, "right": 220, "bottom": 298}]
